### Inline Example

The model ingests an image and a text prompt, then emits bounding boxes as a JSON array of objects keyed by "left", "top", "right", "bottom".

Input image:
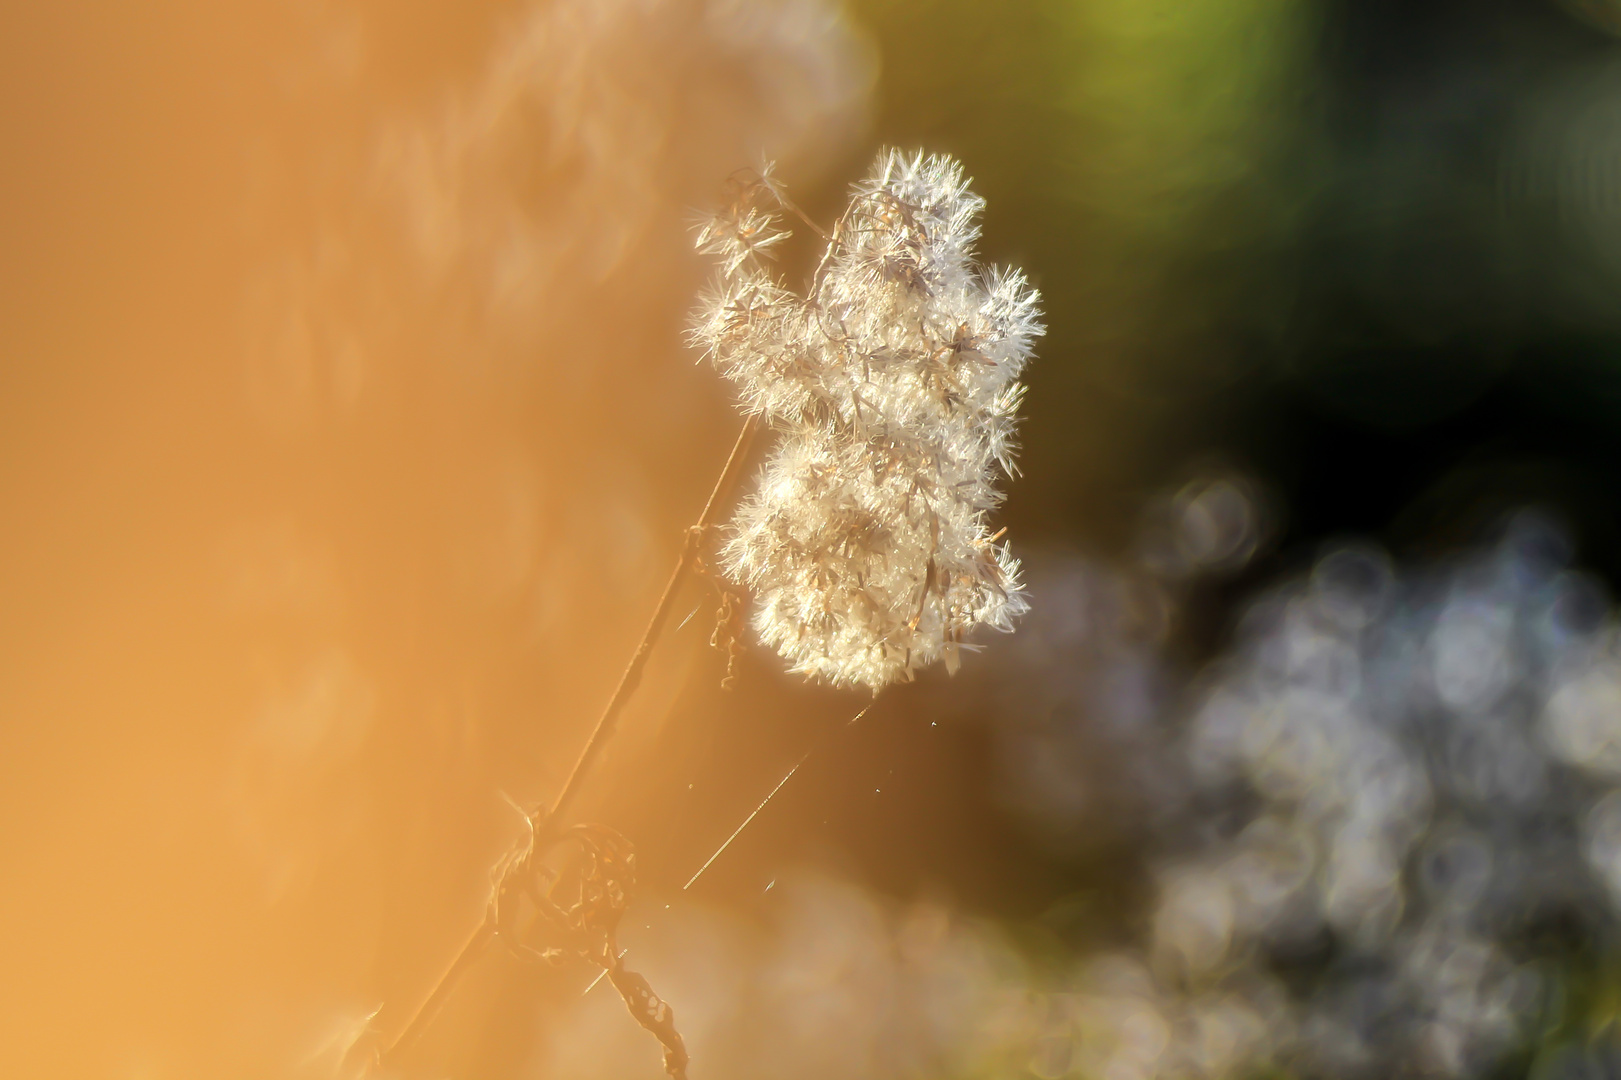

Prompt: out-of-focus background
[{"left": 15, "top": 1, "right": 1621, "bottom": 1077}]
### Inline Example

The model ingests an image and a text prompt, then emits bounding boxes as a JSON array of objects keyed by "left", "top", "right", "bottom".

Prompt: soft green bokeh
[{"left": 847, "top": 0, "right": 1323, "bottom": 537}]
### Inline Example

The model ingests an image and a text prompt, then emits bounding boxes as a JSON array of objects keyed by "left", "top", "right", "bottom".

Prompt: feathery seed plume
[{"left": 692, "top": 151, "right": 1043, "bottom": 690}]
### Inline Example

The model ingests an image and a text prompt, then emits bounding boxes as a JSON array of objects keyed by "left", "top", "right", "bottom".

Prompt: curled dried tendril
[
  {"left": 489, "top": 820, "right": 689, "bottom": 1079},
  {"left": 710, "top": 585, "right": 747, "bottom": 690}
]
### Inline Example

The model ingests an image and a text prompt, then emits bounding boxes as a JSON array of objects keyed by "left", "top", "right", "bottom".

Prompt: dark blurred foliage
[{"left": 835, "top": 0, "right": 1621, "bottom": 570}]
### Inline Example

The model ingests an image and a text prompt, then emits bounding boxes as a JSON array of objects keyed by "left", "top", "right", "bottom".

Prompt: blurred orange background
[{"left": 0, "top": 3, "right": 870, "bottom": 1076}]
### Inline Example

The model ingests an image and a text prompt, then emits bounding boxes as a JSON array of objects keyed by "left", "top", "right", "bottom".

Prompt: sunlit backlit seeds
[{"left": 691, "top": 151, "right": 1043, "bottom": 690}]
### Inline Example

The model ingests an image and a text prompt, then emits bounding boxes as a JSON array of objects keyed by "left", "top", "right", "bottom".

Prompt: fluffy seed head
[{"left": 692, "top": 150, "right": 1043, "bottom": 690}]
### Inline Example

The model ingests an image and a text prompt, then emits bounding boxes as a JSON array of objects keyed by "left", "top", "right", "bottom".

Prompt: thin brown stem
[
  {"left": 368, "top": 414, "right": 762, "bottom": 1071},
  {"left": 370, "top": 919, "right": 495, "bottom": 1070},
  {"left": 540, "top": 412, "right": 761, "bottom": 832}
]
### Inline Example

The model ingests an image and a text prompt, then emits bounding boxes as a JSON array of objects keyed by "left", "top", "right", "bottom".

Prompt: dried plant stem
[
  {"left": 374, "top": 919, "right": 494, "bottom": 1069},
  {"left": 371, "top": 413, "right": 761, "bottom": 1071},
  {"left": 545, "top": 412, "right": 762, "bottom": 830}
]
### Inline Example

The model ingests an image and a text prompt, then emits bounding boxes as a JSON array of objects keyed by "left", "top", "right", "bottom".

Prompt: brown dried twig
[{"left": 353, "top": 414, "right": 760, "bottom": 1077}]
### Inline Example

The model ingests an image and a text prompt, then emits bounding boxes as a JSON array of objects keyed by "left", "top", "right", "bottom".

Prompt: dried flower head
[{"left": 691, "top": 150, "right": 1043, "bottom": 690}]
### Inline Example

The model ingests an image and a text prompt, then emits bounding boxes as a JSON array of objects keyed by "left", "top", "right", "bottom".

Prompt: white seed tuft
[{"left": 691, "top": 150, "right": 1043, "bottom": 690}]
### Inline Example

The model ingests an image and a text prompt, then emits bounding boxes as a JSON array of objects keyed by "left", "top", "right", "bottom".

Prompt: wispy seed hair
[{"left": 691, "top": 150, "right": 1043, "bottom": 690}]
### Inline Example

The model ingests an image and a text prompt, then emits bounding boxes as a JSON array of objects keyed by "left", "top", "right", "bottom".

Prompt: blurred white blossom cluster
[
  {"left": 1145, "top": 517, "right": 1621, "bottom": 1078},
  {"left": 926, "top": 502, "right": 1621, "bottom": 1079},
  {"left": 691, "top": 151, "right": 1042, "bottom": 690},
  {"left": 1040, "top": 514, "right": 1621, "bottom": 1078}
]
